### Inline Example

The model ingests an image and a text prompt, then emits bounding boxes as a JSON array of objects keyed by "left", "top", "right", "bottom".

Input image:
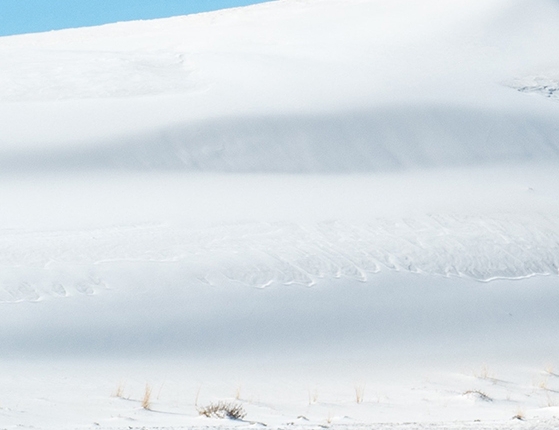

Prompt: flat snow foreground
[{"left": 2, "top": 0, "right": 559, "bottom": 429}]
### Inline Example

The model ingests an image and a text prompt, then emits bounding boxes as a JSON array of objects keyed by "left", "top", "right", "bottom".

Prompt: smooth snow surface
[{"left": 1, "top": 0, "right": 559, "bottom": 429}]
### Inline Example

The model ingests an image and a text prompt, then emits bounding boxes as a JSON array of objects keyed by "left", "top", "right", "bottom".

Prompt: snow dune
[{"left": 2, "top": 0, "right": 559, "bottom": 428}]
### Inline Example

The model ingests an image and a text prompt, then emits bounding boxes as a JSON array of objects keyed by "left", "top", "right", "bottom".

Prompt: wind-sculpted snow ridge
[
  {"left": 1, "top": 214, "right": 558, "bottom": 302},
  {"left": 1, "top": 106, "right": 559, "bottom": 174}
]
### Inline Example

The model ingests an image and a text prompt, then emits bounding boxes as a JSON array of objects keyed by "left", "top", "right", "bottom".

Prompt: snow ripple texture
[
  {"left": 0, "top": 50, "right": 193, "bottom": 100},
  {"left": 1, "top": 214, "right": 558, "bottom": 302}
]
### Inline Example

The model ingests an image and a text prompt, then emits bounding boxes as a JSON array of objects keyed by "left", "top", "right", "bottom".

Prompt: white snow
[{"left": 1, "top": 0, "right": 559, "bottom": 429}]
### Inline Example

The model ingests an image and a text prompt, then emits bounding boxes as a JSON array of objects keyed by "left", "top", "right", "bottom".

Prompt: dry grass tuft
[
  {"left": 538, "top": 377, "right": 549, "bottom": 390},
  {"left": 474, "top": 364, "right": 494, "bottom": 380},
  {"left": 545, "top": 391, "right": 558, "bottom": 407},
  {"left": 355, "top": 384, "right": 365, "bottom": 404},
  {"left": 142, "top": 384, "right": 152, "bottom": 410},
  {"left": 308, "top": 388, "right": 318, "bottom": 405},
  {"left": 113, "top": 381, "right": 125, "bottom": 398}
]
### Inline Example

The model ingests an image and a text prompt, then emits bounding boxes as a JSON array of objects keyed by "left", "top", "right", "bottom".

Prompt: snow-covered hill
[
  {"left": 1, "top": 0, "right": 559, "bottom": 172},
  {"left": 2, "top": 0, "right": 559, "bottom": 429}
]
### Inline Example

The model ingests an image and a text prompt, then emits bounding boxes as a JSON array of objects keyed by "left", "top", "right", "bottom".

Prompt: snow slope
[
  {"left": 1, "top": 0, "right": 559, "bottom": 428},
  {"left": 1, "top": 0, "right": 559, "bottom": 172}
]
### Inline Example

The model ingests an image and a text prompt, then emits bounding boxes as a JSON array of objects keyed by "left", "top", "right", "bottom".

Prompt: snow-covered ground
[{"left": 2, "top": 0, "right": 559, "bottom": 428}]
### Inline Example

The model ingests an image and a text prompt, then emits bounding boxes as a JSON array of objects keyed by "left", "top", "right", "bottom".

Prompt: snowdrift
[
  {"left": 1, "top": 104, "right": 559, "bottom": 173},
  {"left": 2, "top": 0, "right": 559, "bottom": 428}
]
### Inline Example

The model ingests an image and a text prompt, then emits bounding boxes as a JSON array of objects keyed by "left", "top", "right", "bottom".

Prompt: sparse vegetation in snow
[{"left": 197, "top": 401, "right": 247, "bottom": 420}]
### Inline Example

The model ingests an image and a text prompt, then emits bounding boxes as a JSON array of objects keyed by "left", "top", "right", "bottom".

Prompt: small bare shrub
[
  {"left": 197, "top": 401, "right": 246, "bottom": 420},
  {"left": 463, "top": 390, "right": 493, "bottom": 402},
  {"left": 512, "top": 408, "right": 525, "bottom": 420}
]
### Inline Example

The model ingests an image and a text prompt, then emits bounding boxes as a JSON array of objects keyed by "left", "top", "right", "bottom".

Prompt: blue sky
[{"left": 0, "top": 0, "right": 274, "bottom": 37}]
